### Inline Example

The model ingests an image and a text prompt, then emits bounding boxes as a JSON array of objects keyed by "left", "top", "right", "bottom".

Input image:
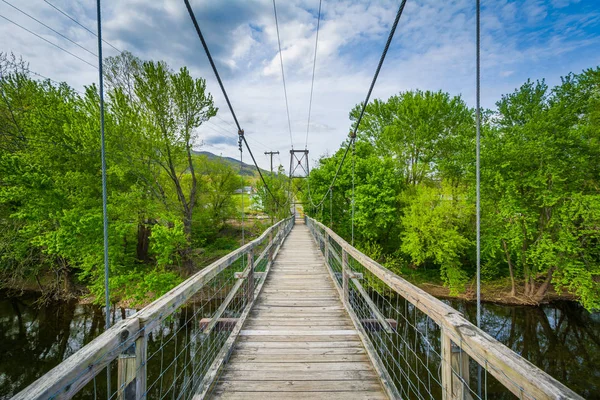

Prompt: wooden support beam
[
  {"left": 118, "top": 343, "right": 136, "bottom": 400},
  {"left": 351, "top": 277, "right": 393, "bottom": 334},
  {"left": 117, "top": 334, "right": 147, "bottom": 400},
  {"left": 199, "top": 318, "right": 239, "bottom": 332}
]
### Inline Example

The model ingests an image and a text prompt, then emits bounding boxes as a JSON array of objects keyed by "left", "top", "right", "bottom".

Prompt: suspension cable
[
  {"left": 184, "top": 0, "right": 241, "bottom": 131},
  {"left": 185, "top": 0, "right": 285, "bottom": 213},
  {"left": 305, "top": 0, "right": 322, "bottom": 149},
  {"left": 272, "top": 0, "right": 294, "bottom": 149},
  {"left": 314, "top": 0, "right": 408, "bottom": 209}
]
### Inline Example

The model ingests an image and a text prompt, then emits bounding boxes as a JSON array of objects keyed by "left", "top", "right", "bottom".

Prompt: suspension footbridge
[{"left": 13, "top": 216, "right": 582, "bottom": 400}]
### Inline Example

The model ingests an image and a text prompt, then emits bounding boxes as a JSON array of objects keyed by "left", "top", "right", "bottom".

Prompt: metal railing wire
[
  {"left": 306, "top": 216, "right": 583, "bottom": 400},
  {"left": 13, "top": 217, "right": 294, "bottom": 400}
]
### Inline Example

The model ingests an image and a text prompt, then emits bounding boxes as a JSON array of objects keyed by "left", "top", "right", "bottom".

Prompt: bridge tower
[{"left": 288, "top": 149, "right": 310, "bottom": 216}]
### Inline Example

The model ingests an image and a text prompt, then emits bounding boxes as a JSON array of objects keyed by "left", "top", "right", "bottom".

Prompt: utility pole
[
  {"left": 264, "top": 151, "right": 279, "bottom": 225},
  {"left": 264, "top": 151, "right": 280, "bottom": 176}
]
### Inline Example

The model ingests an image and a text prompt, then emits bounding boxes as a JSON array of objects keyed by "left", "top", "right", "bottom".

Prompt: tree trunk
[
  {"left": 136, "top": 221, "right": 151, "bottom": 263},
  {"left": 533, "top": 267, "right": 555, "bottom": 303},
  {"left": 502, "top": 239, "right": 517, "bottom": 297}
]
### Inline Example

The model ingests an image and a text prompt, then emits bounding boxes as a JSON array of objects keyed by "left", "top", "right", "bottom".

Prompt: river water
[{"left": 0, "top": 294, "right": 598, "bottom": 399}]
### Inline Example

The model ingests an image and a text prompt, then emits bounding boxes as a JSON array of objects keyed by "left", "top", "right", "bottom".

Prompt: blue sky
[{"left": 1, "top": 0, "right": 599, "bottom": 170}]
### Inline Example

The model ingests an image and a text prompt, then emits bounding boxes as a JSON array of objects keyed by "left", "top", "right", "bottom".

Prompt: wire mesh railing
[
  {"left": 13, "top": 217, "right": 294, "bottom": 400},
  {"left": 306, "top": 216, "right": 582, "bottom": 400}
]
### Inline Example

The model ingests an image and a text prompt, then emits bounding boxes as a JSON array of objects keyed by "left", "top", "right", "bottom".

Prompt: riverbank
[{"left": 416, "top": 279, "right": 579, "bottom": 306}]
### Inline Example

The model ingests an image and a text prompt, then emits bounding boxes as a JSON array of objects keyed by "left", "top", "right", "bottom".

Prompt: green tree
[
  {"left": 482, "top": 70, "right": 600, "bottom": 307},
  {"left": 134, "top": 61, "right": 217, "bottom": 273}
]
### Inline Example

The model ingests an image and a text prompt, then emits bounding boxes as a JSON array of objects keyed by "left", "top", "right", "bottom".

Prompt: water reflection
[
  {"left": 0, "top": 294, "right": 133, "bottom": 400},
  {"left": 448, "top": 300, "right": 600, "bottom": 398},
  {"left": 0, "top": 293, "right": 598, "bottom": 399}
]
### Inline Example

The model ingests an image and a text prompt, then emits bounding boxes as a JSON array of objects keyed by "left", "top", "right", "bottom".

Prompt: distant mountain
[{"left": 193, "top": 151, "right": 269, "bottom": 177}]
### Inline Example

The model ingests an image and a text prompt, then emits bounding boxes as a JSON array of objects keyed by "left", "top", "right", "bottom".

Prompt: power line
[
  {"left": 0, "top": 13, "right": 97, "bottom": 70},
  {"left": 184, "top": 0, "right": 284, "bottom": 212},
  {"left": 315, "top": 0, "right": 408, "bottom": 208},
  {"left": 272, "top": 0, "right": 294, "bottom": 149},
  {"left": 43, "top": 0, "right": 122, "bottom": 54},
  {"left": 2, "top": 0, "right": 97, "bottom": 58},
  {"left": 3, "top": 61, "right": 86, "bottom": 95},
  {"left": 305, "top": 0, "right": 322, "bottom": 149}
]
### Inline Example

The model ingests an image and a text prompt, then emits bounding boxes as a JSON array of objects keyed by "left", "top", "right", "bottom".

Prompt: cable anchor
[{"left": 238, "top": 129, "right": 244, "bottom": 151}]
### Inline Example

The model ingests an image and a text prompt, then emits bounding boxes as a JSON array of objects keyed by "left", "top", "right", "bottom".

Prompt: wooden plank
[
  {"left": 235, "top": 341, "right": 363, "bottom": 349},
  {"left": 252, "top": 305, "right": 345, "bottom": 311},
  {"left": 220, "top": 369, "right": 377, "bottom": 381},
  {"left": 223, "top": 362, "right": 376, "bottom": 371},
  {"left": 213, "top": 380, "right": 383, "bottom": 392},
  {"left": 240, "top": 329, "right": 358, "bottom": 336},
  {"left": 233, "top": 347, "right": 366, "bottom": 355},
  {"left": 244, "top": 320, "right": 354, "bottom": 327},
  {"left": 236, "top": 334, "right": 363, "bottom": 342},
  {"left": 210, "top": 391, "right": 387, "bottom": 399},
  {"left": 228, "top": 353, "right": 370, "bottom": 363}
]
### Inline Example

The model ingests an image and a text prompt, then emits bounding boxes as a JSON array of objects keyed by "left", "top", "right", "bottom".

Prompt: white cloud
[{"left": 1, "top": 0, "right": 598, "bottom": 171}]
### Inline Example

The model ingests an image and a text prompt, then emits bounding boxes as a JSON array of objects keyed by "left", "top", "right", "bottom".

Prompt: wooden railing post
[
  {"left": 247, "top": 249, "right": 255, "bottom": 304},
  {"left": 441, "top": 329, "right": 453, "bottom": 400},
  {"left": 342, "top": 249, "right": 349, "bottom": 305},
  {"left": 441, "top": 330, "right": 472, "bottom": 400},
  {"left": 324, "top": 232, "right": 329, "bottom": 266},
  {"left": 117, "top": 334, "right": 146, "bottom": 400},
  {"left": 268, "top": 231, "right": 274, "bottom": 263}
]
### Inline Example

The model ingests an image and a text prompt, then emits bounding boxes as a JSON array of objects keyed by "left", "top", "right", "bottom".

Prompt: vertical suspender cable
[
  {"left": 475, "top": 0, "right": 481, "bottom": 331},
  {"left": 476, "top": 0, "right": 483, "bottom": 395},
  {"left": 95, "top": 0, "right": 110, "bottom": 397},
  {"left": 351, "top": 140, "right": 355, "bottom": 246},
  {"left": 305, "top": 0, "right": 322, "bottom": 150},
  {"left": 329, "top": 187, "right": 332, "bottom": 228},
  {"left": 272, "top": 0, "right": 294, "bottom": 149},
  {"left": 239, "top": 134, "right": 245, "bottom": 256}
]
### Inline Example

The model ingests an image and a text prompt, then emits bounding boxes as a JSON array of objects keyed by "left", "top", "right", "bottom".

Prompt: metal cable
[
  {"left": 314, "top": 0, "right": 408, "bottom": 208},
  {"left": 43, "top": 0, "right": 122, "bottom": 53},
  {"left": 95, "top": 1, "right": 111, "bottom": 397},
  {"left": 184, "top": 0, "right": 284, "bottom": 212},
  {"left": 184, "top": 0, "right": 241, "bottom": 131},
  {"left": 0, "top": 13, "right": 98, "bottom": 69},
  {"left": 475, "top": 0, "right": 482, "bottom": 330},
  {"left": 476, "top": 0, "right": 483, "bottom": 395},
  {"left": 351, "top": 140, "right": 355, "bottom": 246},
  {"left": 242, "top": 136, "right": 284, "bottom": 210},
  {"left": 305, "top": 0, "right": 322, "bottom": 149},
  {"left": 272, "top": 0, "right": 294, "bottom": 149},
  {"left": 2, "top": 0, "right": 97, "bottom": 57}
]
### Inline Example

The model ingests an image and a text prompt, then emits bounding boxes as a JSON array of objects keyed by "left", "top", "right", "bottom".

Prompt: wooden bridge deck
[{"left": 210, "top": 222, "right": 388, "bottom": 399}]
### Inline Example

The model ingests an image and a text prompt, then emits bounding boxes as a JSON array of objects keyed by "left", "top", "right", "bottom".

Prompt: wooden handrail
[
  {"left": 306, "top": 217, "right": 582, "bottom": 400},
  {"left": 14, "top": 218, "right": 293, "bottom": 400}
]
